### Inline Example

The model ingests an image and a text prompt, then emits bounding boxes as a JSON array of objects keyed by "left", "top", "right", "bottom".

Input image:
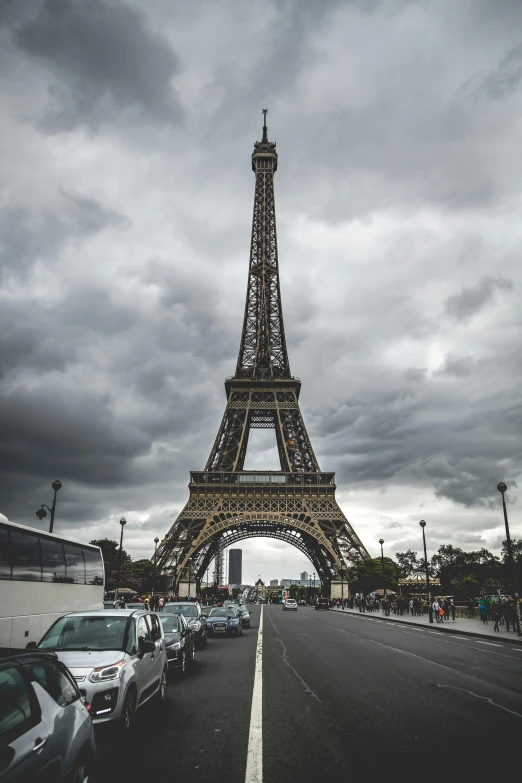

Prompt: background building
[
  {"left": 300, "top": 571, "right": 309, "bottom": 581},
  {"left": 228, "top": 549, "right": 242, "bottom": 585},
  {"left": 270, "top": 579, "right": 279, "bottom": 587}
]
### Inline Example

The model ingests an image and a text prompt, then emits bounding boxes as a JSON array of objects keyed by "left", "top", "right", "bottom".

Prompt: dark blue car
[{"left": 205, "top": 606, "right": 243, "bottom": 637}]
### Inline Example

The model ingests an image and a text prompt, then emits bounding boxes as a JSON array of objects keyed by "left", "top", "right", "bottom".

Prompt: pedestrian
[
  {"left": 467, "top": 598, "right": 475, "bottom": 618},
  {"left": 492, "top": 601, "right": 501, "bottom": 632},
  {"left": 478, "top": 602, "right": 488, "bottom": 624},
  {"left": 158, "top": 596, "right": 164, "bottom": 611},
  {"left": 438, "top": 605, "right": 445, "bottom": 622},
  {"left": 432, "top": 599, "right": 440, "bottom": 622},
  {"left": 449, "top": 600, "right": 456, "bottom": 622},
  {"left": 504, "top": 597, "right": 517, "bottom": 632}
]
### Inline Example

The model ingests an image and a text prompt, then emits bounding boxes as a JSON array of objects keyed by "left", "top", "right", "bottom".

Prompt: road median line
[{"left": 245, "top": 605, "right": 263, "bottom": 783}]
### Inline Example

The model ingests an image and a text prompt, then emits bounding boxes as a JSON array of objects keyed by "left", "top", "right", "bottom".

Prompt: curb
[{"left": 329, "top": 608, "right": 522, "bottom": 646}]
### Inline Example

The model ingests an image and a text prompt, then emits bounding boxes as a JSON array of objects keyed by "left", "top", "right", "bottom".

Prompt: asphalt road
[{"left": 97, "top": 605, "right": 522, "bottom": 782}]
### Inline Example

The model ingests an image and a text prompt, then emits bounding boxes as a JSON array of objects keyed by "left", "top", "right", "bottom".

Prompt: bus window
[
  {"left": 41, "top": 537, "right": 66, "bottom": 583},
  {"left": 0, "top": 526, "right": 11, "bottom": 579},
  {"left": 83, "top": 547, "right": 103, "bottom": 586},
  {"left": 64, "top": 543, "right": 85, "bottom": 584},
  {"left": 10, "top": 530, "right": 42, "bottom": 581}
]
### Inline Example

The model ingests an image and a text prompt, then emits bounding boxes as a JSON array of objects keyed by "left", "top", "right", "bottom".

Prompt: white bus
[{"left": 0, "top": 518, "right": 104, "bottom": 648}]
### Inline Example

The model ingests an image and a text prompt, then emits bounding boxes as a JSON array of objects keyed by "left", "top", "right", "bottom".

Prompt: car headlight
[
  {"left": 166, "top": 640, "right": 181, "bottom": 650},
  {"left": 189, "top": 621, "right": 201, "bottom": 631},
  {"left": 89, "top": 660, "right": 126, "bottom": 683},
  {"left": 229, "top": 619, "right": 238, "bottom": 625}
]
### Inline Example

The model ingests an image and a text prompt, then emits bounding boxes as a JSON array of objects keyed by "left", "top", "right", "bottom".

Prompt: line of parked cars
[{"left": 0, "top": 599, "right": 251, "bottom": 781}]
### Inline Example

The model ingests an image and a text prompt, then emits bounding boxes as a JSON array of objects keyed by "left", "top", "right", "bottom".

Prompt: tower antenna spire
[{"left": 262, "top": 108, "right": 268, "bottom": 141}]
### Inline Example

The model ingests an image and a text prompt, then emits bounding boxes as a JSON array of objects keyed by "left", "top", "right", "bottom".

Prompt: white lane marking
[
  {"left": 245, "top": 605, "right": 263, "bottom": 783},
  {"left": 476, "top": 642, "right": 504, "bottom": 647},
  {"left": 266, "top": 610, "right": 322, "bottom": 703},
  {"left": 437, "top": 684, "right": 522, "bottom": 718}
]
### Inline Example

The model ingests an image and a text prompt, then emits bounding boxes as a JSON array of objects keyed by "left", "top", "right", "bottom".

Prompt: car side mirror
[
  {"left": 25, "top": 641, "right": 37, "bottom": 650},
  {"left": 139, "top": 639, "right": 155, "bottom": 655}
]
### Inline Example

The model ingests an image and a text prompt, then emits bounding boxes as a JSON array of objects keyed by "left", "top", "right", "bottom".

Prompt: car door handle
[{"left": 33, "top": 738, "right": 46, "bottom": 752}]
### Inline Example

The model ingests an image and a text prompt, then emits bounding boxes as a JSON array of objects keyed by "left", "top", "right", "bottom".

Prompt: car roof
[
  {"left": 0, "top": 648, "right": 58, "bottom": 665},
  {"left": 58, "top": 609, "right": 155, "bottom": 619}
]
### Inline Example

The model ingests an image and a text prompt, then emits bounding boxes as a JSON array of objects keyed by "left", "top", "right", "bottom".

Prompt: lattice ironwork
[{"left": 156, "top": 113, "right": 370, "bottom": 593}]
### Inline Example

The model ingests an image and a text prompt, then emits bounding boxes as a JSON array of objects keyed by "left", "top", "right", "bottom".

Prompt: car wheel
[
  {"left": 157, "top": 668, "right": 168, "bottom": 702},
  {"left": 120, "top": 688, "right": 136, "bottom": 733}
]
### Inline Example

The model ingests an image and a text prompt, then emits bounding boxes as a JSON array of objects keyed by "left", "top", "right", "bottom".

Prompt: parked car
[
  {"left": 35, "top": 609, "right": 168, "bottom": 733},
  {"left": 163, "top": 603, "right": 207, "bottom": 648},
  {"left": 205, "top": 607, "right": 243, "bottom": 637},
  {"left": 0, "top": 648, "right": 96, "bottom": 782},
  {"left": 159, "top": 614, "right": 196, "bottom": 675},
  {"left": 235, "top": 605, "right": 251, "bottom": 628},
  {"left": 315, "top": 598, "right": 329, "bottom": 611},
  {"left": 283, "top": 599, "right": 298, "bottom": 611}
]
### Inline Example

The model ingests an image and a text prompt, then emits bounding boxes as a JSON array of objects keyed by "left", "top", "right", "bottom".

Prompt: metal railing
[{"left": 190, "top": 471, "right": 335, "bottom": 486}]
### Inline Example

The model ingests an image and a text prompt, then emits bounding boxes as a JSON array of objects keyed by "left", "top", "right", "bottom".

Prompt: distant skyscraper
[
  {"left": 228, "top": 549, "right": 242, "bottom": 585},
  {"left": 270, "top": 579, "right": 279, "bottom": 587},
  {"left": 300, "top": 571, "right": 309, "bottom": 581}
]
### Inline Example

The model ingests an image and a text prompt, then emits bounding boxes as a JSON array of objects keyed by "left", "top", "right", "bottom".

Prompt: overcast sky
[{"left": 1, "top": 0, "right": 521, "bottom": 585}]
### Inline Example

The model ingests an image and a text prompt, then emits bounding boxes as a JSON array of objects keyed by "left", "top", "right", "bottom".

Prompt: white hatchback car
[
  {"left": 283, "top": 599, "right": 298, "bottom": 611},
  {"left": 36, "top": 610, "right": 168, "bottom": 733}
]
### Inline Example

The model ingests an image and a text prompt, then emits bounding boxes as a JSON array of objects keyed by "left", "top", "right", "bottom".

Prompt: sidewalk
[{"left": 330, "top": 606, "right": 522, "bottom": 645}]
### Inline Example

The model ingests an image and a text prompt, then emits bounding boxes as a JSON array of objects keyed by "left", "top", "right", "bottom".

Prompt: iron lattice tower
[{"left": 156, "top": 112, "right": 370, "bottom": 593}]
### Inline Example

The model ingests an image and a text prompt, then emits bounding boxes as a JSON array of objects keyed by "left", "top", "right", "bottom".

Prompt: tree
[
  {"left": 90, "top": 539, "right": 131, "bottom": 590},
  {"left": 347, "top": 557, "right": 399, "bottom": 594},
  {"left": 395, "top": 550, "right": 421, "bottom": 579},
  {"left": 128, "top": 559, "right": 155, "bottom": 594}
]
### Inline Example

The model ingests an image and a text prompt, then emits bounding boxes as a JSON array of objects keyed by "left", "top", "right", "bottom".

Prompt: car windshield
[
  {"left": 160, "top": 616, "right": 181, "bottom": 633},
  {"left": 165, "top": 605, "right": 198, "bottom": 618},
  {"left": 38, "top": 615, "right": 128, "bottom": 651},
  {"left": 209, "top": 608, "right": 235, "bottom": 617}
]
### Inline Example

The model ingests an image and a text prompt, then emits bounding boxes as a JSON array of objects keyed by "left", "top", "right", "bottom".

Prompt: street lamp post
[
  {"left": 379, "top": 539, "right": 387, "bottom": 611},
  {"left": 497, "top": 482, "right": 521, "bottom": 636},
  {"left": 152, "top": 537, "right": 160, "bottom": 599},
  {"left": 35, "top": 480, "right": 62, "bottom": 534},
  {"left": 419, "top": 520, "right": 433, "bottom": 624},
  {"left": 188, "top": 558, "right": 193, "bottom": 599},
  {"left": 115, "top": 517, "right": 126, "bottom": 601}
]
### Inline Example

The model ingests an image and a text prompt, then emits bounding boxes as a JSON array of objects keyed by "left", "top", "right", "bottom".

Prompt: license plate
[{"left": 214, "top": 624, "right": 226, "bottom": 632}]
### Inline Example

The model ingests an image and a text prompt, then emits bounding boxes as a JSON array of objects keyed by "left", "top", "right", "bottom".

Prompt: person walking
[
  {"left": 504, "top": 597, "right": 517, "bottom": 632},
  {"left": 449, "top": 600, "right": 456, "bottom": 622},
  {"left": 432, "top": 599, "right": 440, "bottom": 623},
  {"left": 478, "top": 602, "right": 488, "bottom": 624},
  {"left": 492, "top": 601, "right": 501, "bottom": 632}
]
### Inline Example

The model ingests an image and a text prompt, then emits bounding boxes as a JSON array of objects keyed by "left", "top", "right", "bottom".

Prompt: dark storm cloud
[
  {"left": 435, "top": 354, "right": 474, "bottom": 378},
  {"left": 11, "top": 0, "right": 182, "bottom": 132},
  {"left": 444, "top": 276, "right": 514, "bottom": 321},
  {"left": 1, "top": 0, "right": 521, "bottom": 566},
  {"left": 0, "top": 191, "right": 129, "bottom": 280}
]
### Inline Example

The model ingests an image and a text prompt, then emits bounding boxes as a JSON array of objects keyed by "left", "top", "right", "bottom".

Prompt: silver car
[
  {"left": 36, "top": 610, "right": 168, "bottom": 733},
  {"left": 0, "top": 648, "right": 96, "bottom": 782}
]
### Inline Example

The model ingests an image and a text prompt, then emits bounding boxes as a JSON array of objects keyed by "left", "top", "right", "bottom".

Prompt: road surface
[{"left": 97, "top": 604, "right": 522, "bottom": 781}]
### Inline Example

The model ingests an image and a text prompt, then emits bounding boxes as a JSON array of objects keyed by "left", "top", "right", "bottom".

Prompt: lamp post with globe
[{"left": 35, "top": 480, "right": 62, "bottom": 534}]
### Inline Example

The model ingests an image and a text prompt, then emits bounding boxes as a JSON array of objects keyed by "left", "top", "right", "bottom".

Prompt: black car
[
  {"left": 163, "top": 602, "right": 207, "bottom": 647},
  {"left": 0, "top": 649, "right": 96, "bottom": 783},
  {"left": 235, "top": 605, "right": 251, "bottom": 628},
  {"left": 159, "top": 614, "right": 196, "bottom": 675},
  {"left": 315, "top": 597, "right": 330, "bottom": 610}
]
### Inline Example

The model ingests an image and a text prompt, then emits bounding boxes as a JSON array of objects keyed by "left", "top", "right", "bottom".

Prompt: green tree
[
  {"left": 128, "top": 559, "right": 155, "bottom": 594},
  {"left": 395, "top": 550, "right": 421, "bottom": 579},
  {"left": 347, "top": 557, "right": 399, "bottom": 594},
  {"left": 90, "top": 538, "right": 131, "bottom": 589}
]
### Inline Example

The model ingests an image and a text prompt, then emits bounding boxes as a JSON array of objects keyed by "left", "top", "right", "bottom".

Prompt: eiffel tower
[{"left": 156, "top": 111, "right": 370, "bottom": 595}]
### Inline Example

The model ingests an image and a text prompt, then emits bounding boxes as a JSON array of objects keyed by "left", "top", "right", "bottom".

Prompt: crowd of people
[{"left": 329, "top": 592, "right": 520, "bottom": 633}]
